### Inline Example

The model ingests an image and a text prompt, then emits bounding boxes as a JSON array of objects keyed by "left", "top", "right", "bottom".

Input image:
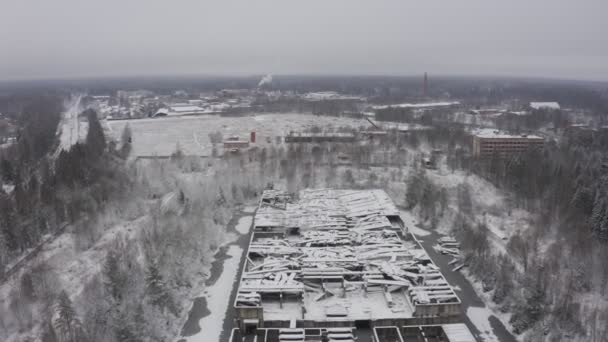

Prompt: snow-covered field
[{"left": 106, "top": 113, "right": 368, "bottom": 157}]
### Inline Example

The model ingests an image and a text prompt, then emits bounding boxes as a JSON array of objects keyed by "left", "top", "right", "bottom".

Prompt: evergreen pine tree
[
  {"left": 54, "top": 291, "right": 81, "bottom": 342},
  {"left": 0, "top": 229, "right": 7, "bottom": 278},
  {"left": 120, "top": 124, "right": 132, "bottom": 157},
  {"left": 216, "top": 187, "right": 227, "bottom": 206},
  {"left": 103, "top": 251, "right": 126, "bottom": 302},
  {"left": 145, "top": 262, "right": 170, "bottom": 310},
  {"left": 0, "top": 158, "right": 13, "bottom": 182},
  {"left": 591, "top": 194, "right": 608, "bottom": 241},
  {"left": 85, "top": 109, "right": 106, "bottom": 160},
  {"left": 114, "top": 311, "right": 140, "bottom": 342}
]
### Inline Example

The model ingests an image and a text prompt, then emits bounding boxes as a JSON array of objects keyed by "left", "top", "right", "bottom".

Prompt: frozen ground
[
  {"left": 106, "top": 113, "right": 369, "bottom": 157},
  {"left": 467, "top": 307, "right": 500, "bottom": 342},
  {"left": 235, "top": 216, "right": 253, "bottom": 235},
  {"left": 0, "top": 215, "right": 148, "bottom": 342},
  {"left": 400, "top": 210, "right": 431, "bottom": 237},
  {"left": 181, "top": 245, "right": 243, "bottom": 342},
  {"left": 372, "top": 101, "right": 460, "bottom": 110},
  {"left": 242, "top": 205, "right": 257, "bottom": 214},
  {"left": 463, "top": 269, "right": 522, "bottom": 342},
  {"left": 425, "top": 163, "right": 532, "bottom": 257}
]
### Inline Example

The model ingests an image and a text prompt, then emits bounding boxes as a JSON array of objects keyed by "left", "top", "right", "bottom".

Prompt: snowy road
[
  {"left": 177, "top": 211, "right": 253, "bottom": 342},
  {"left": 180, "top": 244, "right": 243, "bottom": 342}
]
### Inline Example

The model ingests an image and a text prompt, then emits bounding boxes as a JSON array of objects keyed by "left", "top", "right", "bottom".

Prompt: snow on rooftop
[
  {"left": 236, "top": 189, "right": 460, "bottom": 325},
  {"left": 154, "top": 108, "right": 169, "bottom": 116},
  {"left": 369, "top": 119, "right": 432, "bottom": 132},
  {"left": 302, "top": 92, "right": 362, "bottom": 101},
  {"left": 286, "top": 132, "right": 355, "bottom": 138},
  {"left": 169, "top": 105, "right": 205, "bottom": 113},
  {"left": 372, "top": 101, "right": 460, "bottom": 110},
  {"left": 473, "top": 128, "right": 543, "bottom": 139},
  {"left": 441, "top": 323, "right": 476, "bottom": 342},
  {"left": 530, "top": 101, "right": 560, "bottom": 110}
]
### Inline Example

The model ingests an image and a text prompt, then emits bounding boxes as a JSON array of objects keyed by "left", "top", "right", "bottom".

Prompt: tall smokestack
[{"left": 423, "top": 72, "right": 428, "bottom": 98}]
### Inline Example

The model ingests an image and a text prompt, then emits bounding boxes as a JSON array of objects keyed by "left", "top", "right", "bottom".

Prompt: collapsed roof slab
[{"left": 235, "top": 189, "right": 461, "bottom": 331}]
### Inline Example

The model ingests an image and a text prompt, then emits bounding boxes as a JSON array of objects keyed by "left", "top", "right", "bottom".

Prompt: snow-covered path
[
  {"left": 467, "top": 307, "right": 501, "bottom": 342},
  {"left": 177, "top": 212, "right": 253, "bottom": 342},
  {"left": 181, "top": 244, "right": 243, "bottom": 342}
]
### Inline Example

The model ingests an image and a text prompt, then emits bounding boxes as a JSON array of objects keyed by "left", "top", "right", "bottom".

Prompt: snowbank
[
  {"left": 235, "top": 216, "right": 253, "bottom": 234},
  {"left": 467, "top": 307, "right": 500, "bottom": 342},
  {"left": 400, "top": 210, "right": 430, "bottom": 236}
]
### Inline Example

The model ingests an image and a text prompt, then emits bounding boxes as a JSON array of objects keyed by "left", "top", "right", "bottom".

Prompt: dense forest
[
  {"left": 0, "top": 98, "right": 129, "bottom": 273},
  {"left": 397, "top": 112, "right": 608, "bottom": 340}
]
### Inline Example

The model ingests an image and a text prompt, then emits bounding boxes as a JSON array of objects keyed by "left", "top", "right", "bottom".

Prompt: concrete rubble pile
[
  {"left": 434, "top": 236, "right": 468, "bottom": 272},
  {"left": 237, "top": 189, "right": 459, "bottom": 309}
]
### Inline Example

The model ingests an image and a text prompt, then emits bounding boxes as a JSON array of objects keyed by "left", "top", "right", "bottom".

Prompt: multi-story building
[{"left": 472, "top": 129, "right": 544, "bottom": 157}]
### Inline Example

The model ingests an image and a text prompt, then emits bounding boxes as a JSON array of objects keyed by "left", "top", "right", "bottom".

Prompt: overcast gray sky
[{"left": 1, "top": 0, "right": 607, "bottom": 81}]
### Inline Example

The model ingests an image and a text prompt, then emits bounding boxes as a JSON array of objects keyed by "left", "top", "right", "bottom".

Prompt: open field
[{"left": 106, "top": 113, "right": 369, "bottom": 157}]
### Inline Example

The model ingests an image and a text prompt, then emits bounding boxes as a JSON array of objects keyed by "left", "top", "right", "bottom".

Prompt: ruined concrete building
[{"left": 231, "top": 189, "right": 474, "bottom": 342}]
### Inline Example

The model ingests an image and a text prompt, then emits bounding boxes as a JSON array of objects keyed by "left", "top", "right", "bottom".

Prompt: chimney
[{"left": 423, "top": 72, "right": 428, "bottom": 97}]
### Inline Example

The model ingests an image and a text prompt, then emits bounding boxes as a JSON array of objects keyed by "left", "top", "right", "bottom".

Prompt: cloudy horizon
[{"left": 2, "top": 0, "right": 607, "bottom": 81}]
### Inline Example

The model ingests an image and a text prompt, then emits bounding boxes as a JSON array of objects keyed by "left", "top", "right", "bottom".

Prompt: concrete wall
[
  {"left": 413, "top": 302, "right": 461, "bottom": 318},
  {"left": 235, "top": 306, "right": 264, "bottom": 331}
]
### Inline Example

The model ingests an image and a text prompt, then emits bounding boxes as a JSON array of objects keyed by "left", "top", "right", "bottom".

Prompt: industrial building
[
  {"left": 230, "top": 189, "right": 472, "bottom": 341},
  {"left": 472, "top": 129, "right": 544, "bottom": 157},
  {"left": 375, "top": 323, "right": 475, "bottom": 342},
  {"left": 529, "top": 102, "right": 560, "bottom": 110},
  {"left": 223, "top": 135, "right": 251, "bottom": 150}
]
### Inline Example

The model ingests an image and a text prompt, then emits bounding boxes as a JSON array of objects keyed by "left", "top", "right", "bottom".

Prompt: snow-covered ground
[
  {"left": 400, "top": 210, "right": 431, "bottom": 237},
  {"left": 235, "top": 216, "right": 253, "bottom": 235},
  {"left": 0, "top": 214, "right": 148, "bottom": 342},
  {"left": 106, "top": 113, "right": 369, "bottom": 157},
  {"left": 180, "top": 244, "right": 243, "bottom": 342},
  {"left": 242, "top": 205, "right": 257, "bottom": 214},
  {"left": 425, "top": 162, "right": 532, "bottom": 254},
  {"left": 372, "top": 101, "right": 460, "bottom": 110},
  {"left": 467, "top": 307, "right": 501, "bottom": 342},
  {"left": 463, "top": 269, "right": 523, "bottom": 342},
  {"left": 55, "top": 95, "right": 88, "bottom": 156}
]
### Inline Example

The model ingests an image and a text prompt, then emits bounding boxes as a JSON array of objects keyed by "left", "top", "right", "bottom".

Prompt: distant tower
[{"left": 423, "top": 72, "right": 428, "bottom": 98}]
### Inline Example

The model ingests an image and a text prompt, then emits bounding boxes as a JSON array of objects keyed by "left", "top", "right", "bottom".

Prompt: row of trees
[{"left": 405, "top": 168, "right": 448, "bottom": 228}]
